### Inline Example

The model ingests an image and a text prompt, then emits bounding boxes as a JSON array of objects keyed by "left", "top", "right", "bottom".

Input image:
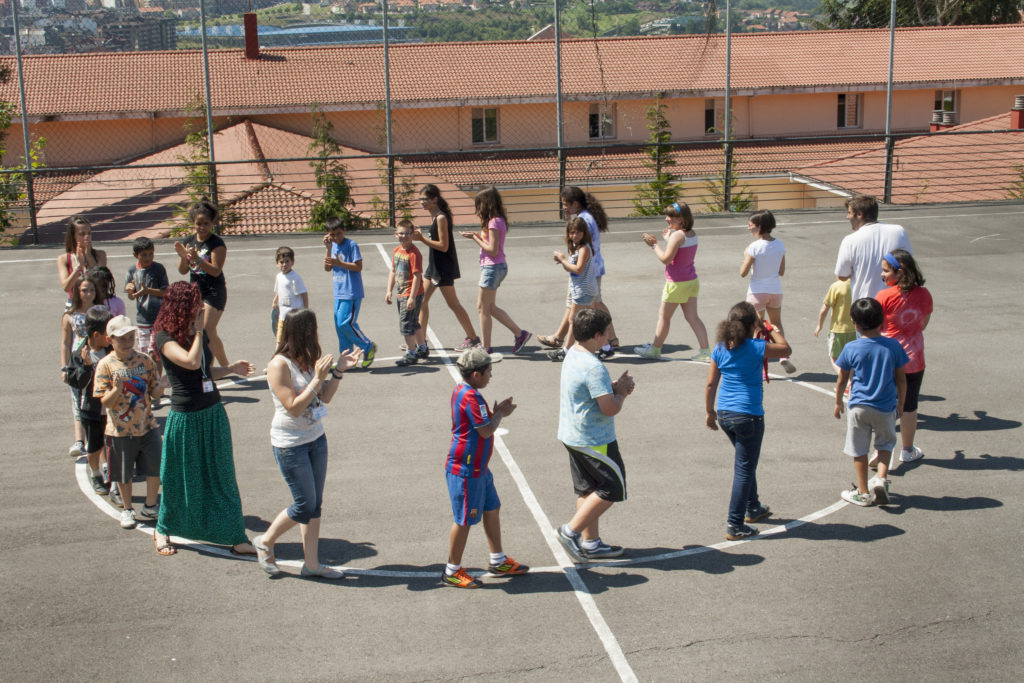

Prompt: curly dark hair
[{"left": 154, "top": 281, "right": 202, "bottom": 347}]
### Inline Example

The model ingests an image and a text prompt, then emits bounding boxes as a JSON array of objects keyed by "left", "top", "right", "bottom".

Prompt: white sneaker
[
  {"left": 689, "top": 349, "right": 712, "bottom": 362},
  {"left": 68, "top": 440, "right": 85, "bottom": 458},
  {"left": 868, "top": 477, "right": 890, "bottom": 505},
  {"left": 900, "top": 446, "right": 924, "bottom": 463},
  {"left": 779, "top": 358, "right": 796, "bottom": 374},
  {"left": 840, "top": 487, "right": 874, "bottom": 507},
  {"left": 633, "top": 343, "right": 661, "bottom": 359},
  {"left": 119, "top": 508, "right": 137, "bottom": 529}
]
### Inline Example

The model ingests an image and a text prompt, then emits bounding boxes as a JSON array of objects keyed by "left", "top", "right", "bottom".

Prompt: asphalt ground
[{"left": 2, "top": 203, "right": 1022, "bottom": 681}]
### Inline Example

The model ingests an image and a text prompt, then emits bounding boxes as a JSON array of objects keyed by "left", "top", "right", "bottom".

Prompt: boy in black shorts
[
  {"left": 555, "top": 309, "right": 635, "bottom": 561},
  {"left": 65, "top": 306, "right": 113, "bottom": 495}
]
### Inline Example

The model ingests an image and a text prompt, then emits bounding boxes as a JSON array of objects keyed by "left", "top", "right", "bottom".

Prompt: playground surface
[{"left": 1, "top": 203, "right": 1022, "bottom": 681}]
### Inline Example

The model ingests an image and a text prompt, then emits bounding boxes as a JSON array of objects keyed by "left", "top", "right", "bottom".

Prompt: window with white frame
[
  {"left": 837, "top": 93, "right": 862, "bottom": 129},
  {"left": 471, "top": 107, "right": 499, "bottom": 144},
  {"left": 934, "top": 89, "right": 958, "bottom": 114},
  {"left": 704, "top": 97, "right": 724, "bottom": 135},
  {"left": 589, "top": 102, "right": 615, "bottom": 139}
]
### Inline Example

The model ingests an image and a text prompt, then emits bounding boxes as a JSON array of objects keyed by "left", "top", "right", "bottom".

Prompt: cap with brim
[
  {"left": 106, "top": 315, "right": 138, "bottom": 338},
  {"left": 456, "top": 347, "right": 491, "bottom": 373}
]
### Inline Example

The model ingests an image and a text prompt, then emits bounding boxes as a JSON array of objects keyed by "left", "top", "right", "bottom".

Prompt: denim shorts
[{"left": 479, "top": 263, "right": 508, "bottom": 290}]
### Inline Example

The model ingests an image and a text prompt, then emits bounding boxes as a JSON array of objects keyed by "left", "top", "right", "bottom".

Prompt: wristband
[
  {"left": 763, "top": 322, "right": 774, "bottom": 334},
  {"left": 331, "top": 368, "right": 344, "bottom": 379}
]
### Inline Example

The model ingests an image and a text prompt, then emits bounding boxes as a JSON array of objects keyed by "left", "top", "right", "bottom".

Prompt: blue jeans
[
  {"left": 718, "top": 410, "right": 765, "bottom": 528},
  {"left": 273, "top": 434, "right": 328, "bottom": 524},
  {"left": 334, "top": 298, "right": 372, "bottom": 355}
]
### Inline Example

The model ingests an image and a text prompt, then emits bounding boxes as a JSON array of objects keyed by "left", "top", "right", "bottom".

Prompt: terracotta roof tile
[
  {"left": 793, "top": 113, "right": 1024, "bottom": 203},
  {"left": 4, "top": 25, "right": 1024, "bottom": 116}
]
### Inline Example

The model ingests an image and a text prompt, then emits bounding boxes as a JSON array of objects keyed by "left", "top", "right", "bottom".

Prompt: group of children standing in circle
[{"left": 55, "top": 187, "right": 930, "bottom": 581}]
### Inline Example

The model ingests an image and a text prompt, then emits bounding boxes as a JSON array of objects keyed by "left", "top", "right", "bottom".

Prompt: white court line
[
  {"left": 6, "top": 206, "right": 1024, "bottom": 266},
  {"left": 370, "top": 243, "right": 638, "bottom": 681},
  {"left": 72, "top": 242, "right": 852, "bottom": 683}
]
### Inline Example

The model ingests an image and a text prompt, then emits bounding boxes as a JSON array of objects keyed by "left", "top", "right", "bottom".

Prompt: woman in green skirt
[{"left": 152, "top": 281, "right": 255, "bottom": 556}]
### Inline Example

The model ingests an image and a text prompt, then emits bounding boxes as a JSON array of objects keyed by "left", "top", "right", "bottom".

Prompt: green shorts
[
  {"left": 663, "top": 279, "right": 699, "bottom": 304},
  {"left": 829, "top": 331, "right": 857, "bottom": 359}
]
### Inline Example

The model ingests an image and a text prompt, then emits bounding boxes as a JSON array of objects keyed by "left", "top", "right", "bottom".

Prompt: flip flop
[
  {"left": 230, "top": 542, "right": 258, "bottom": 557},
  {"left": 154, "top": 533, "right": 176, "bottom": 556}
]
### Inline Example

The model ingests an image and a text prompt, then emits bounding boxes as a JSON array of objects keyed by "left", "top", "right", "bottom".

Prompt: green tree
[
  {"left": 0, "top": 65, "right": 46, "bottom": 245},
  {"left": 632, "top": 96, "right": 682, "bottom": 216},
  {"left": 815, "top": 0, "right": 1022, "bottom": 28},
  {"left": 168, "top": 95, "right": 236, "bottom": 235},
  {"left": 703, "top": 147, "right": 754, "bottom": 213},
  {"left": 1005, "top": 164, "right": 1024, "bottom": 200},
  {"left": 307, "top": 105, "right": 364, "bottom": 232}
]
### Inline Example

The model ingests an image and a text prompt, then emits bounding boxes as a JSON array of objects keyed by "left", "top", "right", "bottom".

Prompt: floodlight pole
[
  {"left": 723, "top": 0, "right": 733, "bottom": 212},
  {"left": 555, "top": 0, "right": 566, "bottom": 215},
  {"left": 10, "top": 1, "right": 38, "bottom": 244},
  {"left": 383, "top": 1, "right": 395, "bottom": 222},
  {"left": 198, "top": 0, "right": 218, "bottom": 206},
  {"left": 882, "top": 0, "right": 896, "bottom": 204}
]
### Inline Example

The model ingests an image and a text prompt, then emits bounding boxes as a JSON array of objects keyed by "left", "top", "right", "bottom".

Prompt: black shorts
[
  {"left": 81, "top": 418, "right": 106, "bottom": 454},
  {"left": 201, "top": 283, "right": 227, "bottom": 311},
  {"left": 564, "top": 440, "right": 627, "bottom": 503},
  {"left": 903, "top": 370, "right": 924, "bottom": 413},
  {"left": 106, "top": 428, "right": 162, "bottom": 484},
  {"left": 430, "top": 276, "right": 456, "bottom": 288}
]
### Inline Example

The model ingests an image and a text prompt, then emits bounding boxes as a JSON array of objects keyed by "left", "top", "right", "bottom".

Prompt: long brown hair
[
  {"left": 274, "top": 309, "right": 321, "bottom": 372},
  {"left": 474, "top": 186, "right": 507, "bottom": 229},
  {"left": 562, "top": 186, "right": 608, "bottom": 232}
]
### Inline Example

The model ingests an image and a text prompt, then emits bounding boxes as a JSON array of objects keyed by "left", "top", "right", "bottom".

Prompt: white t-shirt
[
  {"left": 274, "top": 270, "right": 307, "bottom": 318},
  {"left": 834, "top": 223, "right": 912, "bottom": 300},
  {"left": 746, "top": 238, "right": 786, "bottom": 295}
]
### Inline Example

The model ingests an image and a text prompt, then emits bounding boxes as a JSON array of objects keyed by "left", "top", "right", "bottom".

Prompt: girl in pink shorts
[{"left": 740, "top": 210, "right": 795, "bottom": 374}]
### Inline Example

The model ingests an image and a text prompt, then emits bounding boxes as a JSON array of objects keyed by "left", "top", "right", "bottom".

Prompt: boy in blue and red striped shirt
[{"left": 442, "top": 347, "right": 528, "bottom": 588}]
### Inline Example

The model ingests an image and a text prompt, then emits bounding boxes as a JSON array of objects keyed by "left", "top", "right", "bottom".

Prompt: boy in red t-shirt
[{"left": 386, "top": 220, "right": 428, "bottom": 366}]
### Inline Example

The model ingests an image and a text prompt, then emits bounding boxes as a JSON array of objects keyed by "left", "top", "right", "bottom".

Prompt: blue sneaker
[
  {"left": 725, "top": 524, "right": 759, "bottom": 541},
  {"left": 557, "top": 524, "right": 585, "bottom": 561}
]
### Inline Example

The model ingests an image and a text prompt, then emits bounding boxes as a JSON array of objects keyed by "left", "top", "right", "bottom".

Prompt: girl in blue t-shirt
[{"left": 704, "top": 302, "right": 791, "bottom": 542}]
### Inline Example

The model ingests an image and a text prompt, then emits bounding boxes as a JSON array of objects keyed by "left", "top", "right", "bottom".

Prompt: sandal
[
  {"left": 154, "top": 533, "right": 176, "bottom": 556},
  {"left": 253, "top": 535, "right": 281, "bottom": 575},
  {"left": 537, "top": 335, "right": 563, "bottom": 349}
]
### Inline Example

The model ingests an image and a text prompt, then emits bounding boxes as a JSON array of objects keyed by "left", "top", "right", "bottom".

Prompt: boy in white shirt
[{"left": 272, "top": 246, "right": 309, "bottom": 343}]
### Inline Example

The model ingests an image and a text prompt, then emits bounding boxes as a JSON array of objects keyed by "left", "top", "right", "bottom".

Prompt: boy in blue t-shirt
[
  {"left": 834, "top": 298, "right": 908, "bottom": 507},
  {"left": 556, "top": 308, "right": 635, "bottom": 562},
  {"left": 441, "top": 347, "right": 527, "bottom": 588},
  {"left": 322, "top": 216, "right": 376, "bottom": 368}
]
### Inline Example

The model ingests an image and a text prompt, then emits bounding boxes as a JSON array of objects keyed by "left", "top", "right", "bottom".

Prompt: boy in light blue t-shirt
[
  {"left": 555, "top": 308, "right": 635, "bottom": 562},
  {"left": 834, "top": 298, "right": 908, "bottom": 507},
  {"left": 323, "top": 216, "right": 376, "bottom": 368}
]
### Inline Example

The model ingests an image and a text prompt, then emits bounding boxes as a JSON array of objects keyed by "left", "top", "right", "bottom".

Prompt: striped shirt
[{"left": 446, "top": 383, "right": 493, "bottom": 478}]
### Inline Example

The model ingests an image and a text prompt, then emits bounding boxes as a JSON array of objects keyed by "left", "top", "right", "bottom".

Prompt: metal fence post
[
  {"left": 883, "top": 135, "right": 895, "bottom": 204},
  {"left": 723, "top": 141, "right": 733, "bottom": 213},
  {"left": 11, "top": 1, "right": 38, "bottom": 244},
  {"left": 198, "top": 0, "right": 218, "bottom": 206}
]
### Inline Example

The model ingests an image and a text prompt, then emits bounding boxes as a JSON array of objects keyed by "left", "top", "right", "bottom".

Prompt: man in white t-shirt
[{"left": 835, "top": 195, "right": 912, "bottom": 300}]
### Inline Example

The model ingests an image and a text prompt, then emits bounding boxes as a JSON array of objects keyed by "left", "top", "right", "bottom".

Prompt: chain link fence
[{"left": 1, "top": 1, "right": 1022, "bottom": 244}]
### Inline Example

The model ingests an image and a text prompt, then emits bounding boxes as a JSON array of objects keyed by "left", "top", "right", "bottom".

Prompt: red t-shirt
[{"left": 876, "top": 285, "right": 932, "bottom": 374}]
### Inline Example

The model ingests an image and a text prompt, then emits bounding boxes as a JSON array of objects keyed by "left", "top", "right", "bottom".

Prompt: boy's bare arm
[
  {"left": 475, "top": 397, "right": 516, "bottom": 439},
  {"left": 834, "top": 368, "right": 851, "bottom": 418},
  {"left": 814, "top": 303, "right": 829, "bottom": 337},
  {"left": 894, "top": 367, "right": 907, "bottom": 419}
]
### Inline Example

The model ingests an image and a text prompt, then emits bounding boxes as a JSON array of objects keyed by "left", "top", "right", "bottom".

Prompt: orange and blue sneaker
[
  {"left": 487, "top": 556, "right": 529, "bottom": 576},
  {"left": 441, "top": 567, "right": 483, "bottom": 589}
]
